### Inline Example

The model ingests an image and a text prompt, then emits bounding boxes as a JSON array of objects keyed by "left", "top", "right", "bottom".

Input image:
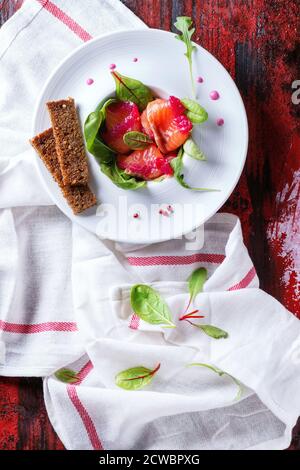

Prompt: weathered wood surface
[{"left": 0, "top": 0, "right": 299, "bottom": 450}]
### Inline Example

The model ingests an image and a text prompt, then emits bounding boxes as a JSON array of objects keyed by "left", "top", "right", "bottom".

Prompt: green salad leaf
[
  {"left": 194, "top": 324, "right": 229, "bottom": 339},
  {"left": 183, "top": 138, "right": 206, "bottom": 161},
  {"left": 130, "top": 284, "right": 176, "bottom": 328},
  {"left": 100, "top": 161, "right": 146, "bottom": 190},
  {"left": 84, "top": 98, "right": 116, "bottom": 151},
  {"left": 84, "top": 97, "right": 146, "bottom": 190},
  {"left": 112, "top": 71, "right": 153, "bottom": 111},
  {"left": 171, "top": 147, "right": 218, "bottom": 191},
  {"left": 115, "top": 364, "right": 160, "bottom": 391},
  {"left": 174, "top": 17, "right": 196, "bottom": 97},
  {"left": 181, "top": 98, "right": 208, "bottom": 124},
  {"left": 188, "top": 363, "right": 243, "bottom": 401},
  {"left": 55, "top": 368, "right": 79, "bottom": 384},
  {"left": 123, "top": 131, "right": 153, "bottom": 150},
  {"left": 84, "top": 97, "right": 116, "bottom": 163},
  {"left": 187, "top": 267, "right": 207, "bottom": 307}
]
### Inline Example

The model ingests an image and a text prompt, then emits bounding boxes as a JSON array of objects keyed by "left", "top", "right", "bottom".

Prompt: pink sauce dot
[
  {"left": 109, "top": 63, "right": 116, "bottom": 70},
  {"left": 133, "top": 57, "right": 138, "bottom": 62},
  {"left": 196, "top": 76, "right": 204, "bottom": 83},
  {"left": 159, "top": 209, "right": 169, "bottom": 217},
  {"left": 217, "top": 118, "right": 224, "bottom": 126},
  {"left": 133, "top": 212, "right": 140, "bottom": 219},
  {"left": 210, "top": 90, "right": 220, "bottom": 100},
  {"left": 86, "top": 78, "right": 94, "bottom": 85}
]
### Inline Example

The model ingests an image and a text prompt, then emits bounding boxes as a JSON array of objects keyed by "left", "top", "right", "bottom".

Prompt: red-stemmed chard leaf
[
  {"left": 55, "top": 368, "right": 79, "bottom": 384},
  {"left": 115, "top": 363, "right": 161, "bottom": 390},
  {"left": 112, "top": 71, "right": 153, "bottom": 111}
]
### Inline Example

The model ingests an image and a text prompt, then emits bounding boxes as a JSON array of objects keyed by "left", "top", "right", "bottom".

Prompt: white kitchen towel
[
  {"left": 43, "top": 214, "right": 300, "bottom": 450},
  {"left": 0, "top": 0, "right": 299, "bottom": 451}
]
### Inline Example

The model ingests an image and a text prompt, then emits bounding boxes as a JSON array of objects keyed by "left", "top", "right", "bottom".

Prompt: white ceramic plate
[{"left": 33, "top": 29, "right": 248, "bottom": 243}]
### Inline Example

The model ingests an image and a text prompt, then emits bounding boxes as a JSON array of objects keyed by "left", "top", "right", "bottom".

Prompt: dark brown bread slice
[
  {"left": 30, "top": 128, "right": 96, "bottom": 214},
  {"left": 46, "top": 97, "right": 89, "bottom": 186}
]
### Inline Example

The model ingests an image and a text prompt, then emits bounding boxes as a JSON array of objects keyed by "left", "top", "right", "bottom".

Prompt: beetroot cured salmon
[
  {"left": 102, "top": 101, "right": 141, "bottom": 154},
  {"left": 117, "top": 144, "right": 175, "bottom": 180},
  {"left": 141, "top": 96, "right": 193, "bottom": 154}
]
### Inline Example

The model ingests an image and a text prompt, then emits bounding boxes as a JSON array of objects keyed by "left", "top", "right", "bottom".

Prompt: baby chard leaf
[
  {"left": 195, "top": 324, "right": 229, "bottom": 339},
  {"left": 112, "top": 71, "right": 153, "bottom": 111},
  {"left": 130, "top": 284, "right": 176, "bottom": 328},
  {"left": 181, "top": 98, "right": 208, "bottom": 124},
  {"left": 123, "top": 131, "right": 153, "bottom": 150},
  {"left": 183, "top": 138, "right": 206, "bottom": 161},
  {"left": 174, "top": 17, "right": 196, "bottom": 97},
  {"left": 55, "top": 368, "right": 79, "bottom": 384},
  {"left": 186, "top": 267, "right": 207, "bottom": 310},
  {"left": 115, "top": 363, "right": 160, "bottom": 391},
  {"left": 188, "top": 363, "right": 243, "bottom": 401},
  {"left": 171, "top": 147, "right": 218, "bottom": 191}
]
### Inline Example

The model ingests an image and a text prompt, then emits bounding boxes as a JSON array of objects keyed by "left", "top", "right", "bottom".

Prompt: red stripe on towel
[
  {"left": 67, "top": 360, "right": 104, "bottom": 450},
  {"left": 0, "top": 320, "right": 77, "bottom": 333},
  {"left": 67, "top": 386, "right": 103, "bottom": 450},
  {"left": 127, "top": 253, "right": 225, "bottom": 267},
  {"left": 228, "top": 266, "right": 257, "bottom": 291},
  {"left": 36, "top": 0, "right": 92, "bottom": 42}
]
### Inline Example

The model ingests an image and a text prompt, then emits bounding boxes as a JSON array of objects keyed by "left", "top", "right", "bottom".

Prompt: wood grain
[{"left": 0, "top": 0, "right": 299, "bottom": 450}]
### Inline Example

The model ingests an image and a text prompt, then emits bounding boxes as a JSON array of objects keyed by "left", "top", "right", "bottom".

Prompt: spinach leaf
[
  {"left": 123, "top": 131, "right": 153, "bottom": 150},
  {"left": 171, "top": 147, "right": 218, "bottom": 191},
  {"left": 100, "top": 161, "right": 146, "bottom": 190},
  {"left": 84, "top": 98, "right": 116, "bottom": 152},
  {"left": 92, "top": 138, "right": 115, "bottom": 165},
  {"left": 181, "top": 98, "right": 208, "bottom": 124},
  {"left": 55, "top": 368, "right": 79, "bottom": 384},
  {"left": 130, "top": 284, "right": 176, "bottom": 328},
  {"left": 189, "top": 363, "right": 243, "bottom": 401},
  {"left": 84, "top": 98, "right": 146, "bottom": 190},
  {"left": 183, "top": 138, "right": 206, "bottom": 160},
  {"left": 174, "top": 17, "right": 196, "bottom": 97},
  {"left": 115, "top": 364, "right": 160, "bottom": 391},
  {"left": 112, "top": 71, "right": 153, "bottom": 111}
]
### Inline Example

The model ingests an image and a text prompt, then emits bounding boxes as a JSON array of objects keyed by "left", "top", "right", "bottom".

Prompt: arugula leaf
[
  {"left": 130, "top": 284, "right": 176, "bottom": 328},
  {"left": 187, "top": 267, "right": 207, "bottom": 308},
  {"left": 195, "top": 324, "right": 229, "bottom": 339},
  {"left": 112, "top": 71, "right": 153, "bottom": 111},
  {"left": 115, "top": 364, "right": 160, "bottom": 391},
  {"left": 183, "top": 138, "right": 206, "bottom": 161},
  {"left": 123, "top": 131, "right": 153, "bottom": 150},
  {"left": 171, "top": 147, "right": 218, "bottom": 191},
  {"left": 100, "top": 161, "right": 146, "bottom": 190},
  {"left": 55, "top": 368, "right": 79, "bottom": 384},
  {"left": 188, "top": 363, "right": 243, "bottom": 401},
  {"left": 174, "top": 17, "right": 196, "bottom": 97},
  {"left": 181, "top": 98, "right": 208, "bottom": 124}
]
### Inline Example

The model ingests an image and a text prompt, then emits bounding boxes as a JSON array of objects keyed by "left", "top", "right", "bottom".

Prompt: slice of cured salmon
[
  {"left": 117, "top": 144, "right": 175, "bottom": 180},
  {"left": 142, "top": 96, "right": 192, "bottom": 153}
]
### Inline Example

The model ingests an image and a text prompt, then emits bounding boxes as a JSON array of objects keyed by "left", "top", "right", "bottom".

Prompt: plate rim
[{"left": 32, "top": 28, "right": 249, "bottom": 243}]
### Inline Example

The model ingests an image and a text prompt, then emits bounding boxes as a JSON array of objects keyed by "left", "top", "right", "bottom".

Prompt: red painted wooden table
[{"left": 0, "top": 0, "right": 299, "bottom": 450}]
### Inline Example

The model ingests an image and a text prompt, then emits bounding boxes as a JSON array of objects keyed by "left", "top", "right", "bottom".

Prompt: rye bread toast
[
  {"left": 46, "top": 97, "right": 89, "bottom": 186},
  {"left": 30, "top": 128, "right": 96, "bottom": 214}
]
